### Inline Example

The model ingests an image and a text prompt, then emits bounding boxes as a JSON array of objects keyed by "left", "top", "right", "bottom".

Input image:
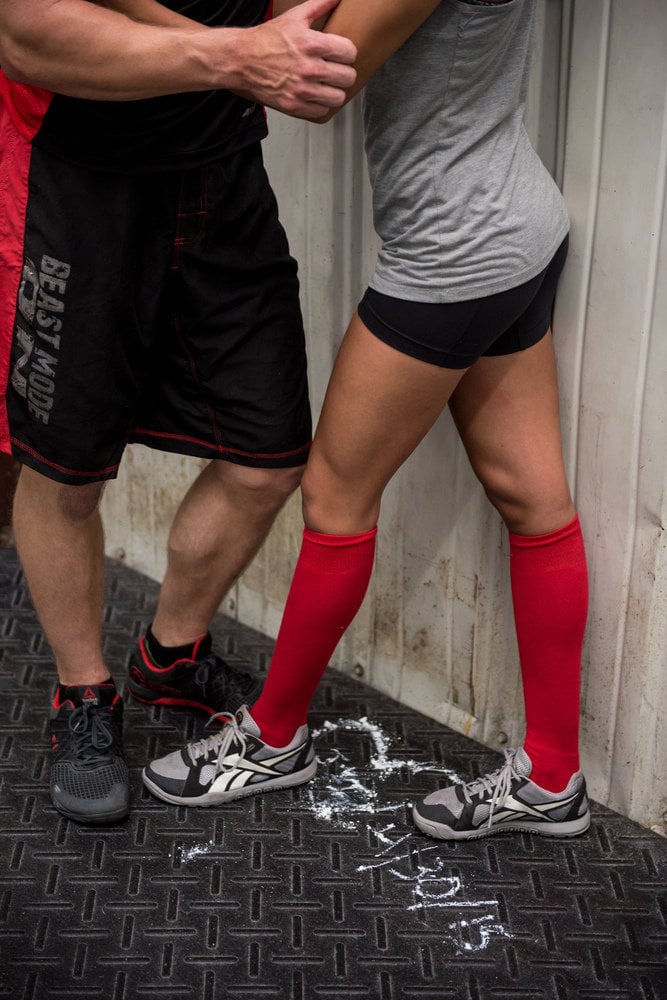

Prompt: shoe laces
[
  {"left": 68, "top": 704, "right": 113, "bottom": 764},
  {"left": 186, "top": 711, "right": 248, "bottom": 768},
  {"left": 193, "top": 654, "right": 257, "bottom": 699},
  {"left": 460, "top": 749, "right": 519, "bottom": 827}
]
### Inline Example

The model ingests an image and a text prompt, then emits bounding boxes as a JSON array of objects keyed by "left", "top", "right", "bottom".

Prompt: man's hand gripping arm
[
  {"left": 274, "top": 0, "right": 442, "bottom": 121},
  {"left": 0, "top": 0, "right": 356, "bottom": 117}
]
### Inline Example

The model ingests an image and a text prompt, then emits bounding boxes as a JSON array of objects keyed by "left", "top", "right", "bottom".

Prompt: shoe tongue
[
  {"left": 235, "top": 705, "right": 261, "bottom": 738},
  {"left": 68, "top": 683, "right": 116, "bottom": 708},
  {"left": 514, "top": 747, "right": 533, "bottom": 778}
]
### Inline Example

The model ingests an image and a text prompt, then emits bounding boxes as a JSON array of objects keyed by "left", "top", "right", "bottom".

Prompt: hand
[{"left": 234, "top": 0, "right": 357, "bottom": 118}]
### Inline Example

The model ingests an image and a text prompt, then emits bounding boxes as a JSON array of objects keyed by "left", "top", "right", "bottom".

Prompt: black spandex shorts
[
  {"left": 3, "top": 141, "right": 311, "bottom": 484},
  {"left": 357, "top": 236, "right": 569, "bottom": 369}
]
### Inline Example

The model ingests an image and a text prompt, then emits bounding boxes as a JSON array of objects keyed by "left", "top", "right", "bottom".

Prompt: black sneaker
[
  {"left": 49, "top": 683, "right": 130, "bottom": 825},
  {"left": 127, "top": 633, "right": 262, "bottom": 716},
  {"left": 142, "top": 705, "right": 316, "bottom": 807},
  {"left": 413, "top": 747, "right": 591, "bottom": 841}
]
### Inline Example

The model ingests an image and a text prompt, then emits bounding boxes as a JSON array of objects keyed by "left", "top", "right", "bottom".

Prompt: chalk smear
[
  {"left": 444, "top": 915, "right": 514, "bottom": 954},
  {"left": 175, "top": 840, "right": 215, "bottom": 863},
  {"left": 172, "top": 715, "right": 514, "bottom": 954},
  {"left": 307, "top": 717, "right": 514, "bottom": 954}
]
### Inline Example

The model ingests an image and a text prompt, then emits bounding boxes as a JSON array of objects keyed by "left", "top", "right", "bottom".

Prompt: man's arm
[
  {"left": 275, "top": 0, "right": 442, "bottom": 121},
  {"left": 0, "top": 0, "right": 356, "bottom": 118}
]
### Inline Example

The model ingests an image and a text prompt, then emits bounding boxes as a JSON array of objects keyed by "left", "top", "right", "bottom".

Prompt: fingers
[
  {"left": 263, "top": 30, "right": 356, "bottom": 117},
  {"left": 308, "top": 57, "right": 356, "bottom": 91},
  {"left": 310, "top": 31, "right": 357, "bottom": 67},
  {"left": 232, "top": 5, "right": 357, "bottom": 119},
  {"left": 288, "top": 58, "right": 356, "bottom": 115},
  {"left": 274, "top": 85, "right": 347, "bottom": 120},
  {"left": 263, "top": 85, "right": 347, "bottom": 120}
]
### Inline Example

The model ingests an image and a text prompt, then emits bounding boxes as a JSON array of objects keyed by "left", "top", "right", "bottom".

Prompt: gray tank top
[{"left": 363, "top": 0, "right": 570, "bottom": 302}]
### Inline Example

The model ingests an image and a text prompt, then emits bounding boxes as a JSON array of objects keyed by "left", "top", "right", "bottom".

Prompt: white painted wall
[{"left": 102, "top": 0, "right": 667, "bottom": 831}]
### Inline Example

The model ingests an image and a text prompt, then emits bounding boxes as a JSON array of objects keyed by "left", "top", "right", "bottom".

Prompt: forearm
[
  {"left": 0, "top": 0, "right": 356, "bottom": 116},
  {"left": 0, "top": 1, "right": 237, "bottom": 100}
]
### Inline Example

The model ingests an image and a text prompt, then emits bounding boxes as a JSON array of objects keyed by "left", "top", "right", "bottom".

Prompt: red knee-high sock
[
  {"left": 250, "top": 527, "right": 377, "bottom": 746},
  {"left": 509, "top": 515, "right": 588, "bottom": 792}
]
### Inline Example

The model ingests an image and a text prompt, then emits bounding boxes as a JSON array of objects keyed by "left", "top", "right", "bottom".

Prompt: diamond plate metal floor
[{"left": 0, "top": 546, "right": 665, "bottom": 1000}]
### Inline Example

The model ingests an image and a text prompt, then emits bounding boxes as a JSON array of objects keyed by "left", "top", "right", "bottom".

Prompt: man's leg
[
  {"left": 13, "top": 465, "right": 129, "bottom": 825},
  {"left": 128, "top": 147, "right": 311, "bottom": 714},
  {"left": 152, "top": 460, "right": 303, "bottom": 646},
  {"left": 13, "top": 466, "right": 108, "bottom": 684},
  {"left": 13, "top": 459, "right": 300, "bottom": 662},
  {"left": 127, "top": 460, "right": 304, "bottom": 715}
]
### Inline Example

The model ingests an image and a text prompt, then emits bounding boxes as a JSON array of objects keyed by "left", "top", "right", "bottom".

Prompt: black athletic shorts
[
  {"left": 357, "top": 236, "right": 569, "bottom": 368},
  {"left": 1, "top": 138, "right": 311, "bottom": 484}
]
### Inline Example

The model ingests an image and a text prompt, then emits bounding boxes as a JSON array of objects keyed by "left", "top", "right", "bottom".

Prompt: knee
[
  {"left": 481, "top": 473, "right": 574, "bottom": 535},
  {"left": 15, "top": 466, "right": 105, "bottom": 523},
  {"left": 300, "top": 458, "right": 379, "bottom": 535},
  {"left": 57, "top": 482, "right": 106, "bottom": 522},
  {"left": 300, "top": 461, "right": 327, "bottom": 524},
  {"left": 220, "top": 462, "right": 303, "bottom": 513}
]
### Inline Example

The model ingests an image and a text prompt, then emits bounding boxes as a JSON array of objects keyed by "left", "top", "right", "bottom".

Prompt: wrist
[{"left": 190, "top": 26, "right": 251, "bottom": 93}]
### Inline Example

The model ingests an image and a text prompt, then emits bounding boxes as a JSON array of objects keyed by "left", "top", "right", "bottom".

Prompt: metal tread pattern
[{"left": 0, "top": 548, "right": 665, "bottom": 1000}]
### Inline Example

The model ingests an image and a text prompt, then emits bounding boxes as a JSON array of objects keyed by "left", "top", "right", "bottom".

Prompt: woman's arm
[
  {"left": 0, "top": 0, "right": 356, "bottom": 118},
  {"left": 319, "top": 0, "right": 442, "bottom": 119}
]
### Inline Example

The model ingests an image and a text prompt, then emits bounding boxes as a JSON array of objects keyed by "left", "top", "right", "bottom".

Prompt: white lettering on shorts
[
  {"left": 10, "top": 325, "right": 34, "bottom": 398},
  {"left": 11, "top": 254, "right": 70, "bottom": 425}
]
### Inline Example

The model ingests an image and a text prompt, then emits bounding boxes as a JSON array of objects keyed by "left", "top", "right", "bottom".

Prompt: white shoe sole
[
  {"left": 412, "top": 806, "right": 591, "bottom": 841},
  {"left": 142, "top": 759, "right": 317, "bottom": 807}
]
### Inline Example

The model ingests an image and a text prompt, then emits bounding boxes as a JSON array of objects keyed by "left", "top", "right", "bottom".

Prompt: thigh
[
  {"left": 133, "top": 146, "right": 312, "bottom": 470},
  {"left": 303, "top": 313, "right": 467, "bottom": 534},
  {"left": 448, "top": 332, "right": 575, "bottom": 534}
]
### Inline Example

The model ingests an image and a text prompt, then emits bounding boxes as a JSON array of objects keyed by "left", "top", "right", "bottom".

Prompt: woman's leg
[
  {"left": 250, "top": 313, "right": 468, "bottom": 745},
  {"left": 449, "top": 332, "right": 588, "bottom": 792},
  {"left": 142, "top": 313, "right": 471, "bottom": 804}
]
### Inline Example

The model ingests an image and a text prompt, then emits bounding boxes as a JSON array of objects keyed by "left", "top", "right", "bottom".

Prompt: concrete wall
[{"left": 101, "top": 0, "right": 667, "bottom": 832}]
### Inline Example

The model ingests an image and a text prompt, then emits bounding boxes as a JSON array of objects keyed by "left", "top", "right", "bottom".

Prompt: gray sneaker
[
  {"left": 142, "top": 705, "right": 317, "bottom": 806},
  {"left": 413, "top": 747, "right": 591, "bottom": 841}
]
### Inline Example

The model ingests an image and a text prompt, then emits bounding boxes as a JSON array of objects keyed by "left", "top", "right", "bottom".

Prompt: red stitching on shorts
[
  {"left": 132, "top": 427, "right": 310, "bottom": 461},
  {"left": 172, "top": 316, "right": 226, "bottom": 451},
  {"left": 174, "top": 211, "right": 205, "bottom": 245},
  {"left": 10, "top": 438, "right": 119, "bottom": 477}
]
